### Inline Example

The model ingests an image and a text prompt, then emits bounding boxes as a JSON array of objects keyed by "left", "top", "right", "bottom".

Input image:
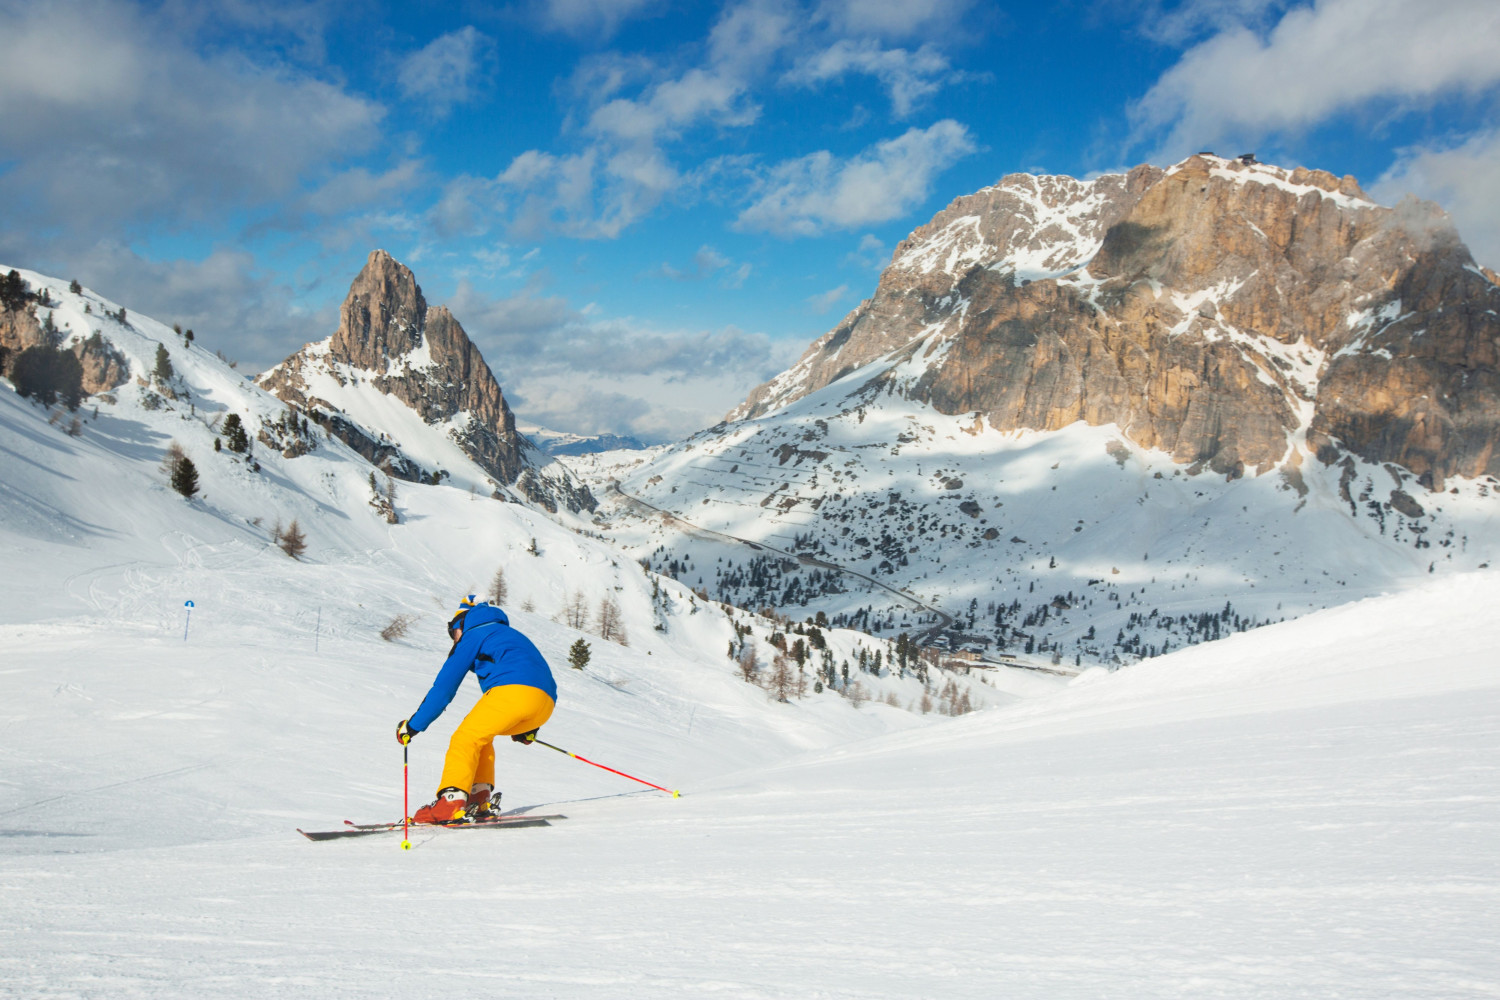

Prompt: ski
[
  {"left": 343, "top": 813, "right": 566, "bottom": 831},
  {"left": 298, "top": 814, "right": 565, "bottom": 841}
]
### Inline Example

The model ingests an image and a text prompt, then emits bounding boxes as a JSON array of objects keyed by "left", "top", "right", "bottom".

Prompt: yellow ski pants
[{"left": 437, "top": 684, "right": 555, "bottom": 795}]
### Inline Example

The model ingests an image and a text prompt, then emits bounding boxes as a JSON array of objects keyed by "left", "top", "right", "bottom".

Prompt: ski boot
[
  {"left": 464, "top": 783, "right": 501, "bottom": 822},
  {"left": 413, "top": 787, "right": 468, "bottom": 824}
]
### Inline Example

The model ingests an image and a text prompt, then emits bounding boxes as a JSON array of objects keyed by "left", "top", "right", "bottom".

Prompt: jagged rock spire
[
  {"left": 260, "top": 250, "right": 595, "bottom": 512},
  {"left": 331, "top": 250, "right": 428, "bottom": 372}
]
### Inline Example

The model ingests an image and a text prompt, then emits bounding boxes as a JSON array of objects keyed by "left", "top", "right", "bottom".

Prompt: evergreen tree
[
  {"left": 153, "top": 344, "right": 174, "bottom": 383},
  {"left": 568, "top": 638, "right": 591, "bottom": 670},
  {"left": 171, "top": 456, "right": 200, "bottom": 498},
  {"left": 69, "top": 279, "right": 82, "bottom": 294},
  {"left": 10, "top": 345, "right": 84, "bottom": 410},
  {"left": 0, "top": 270, "right": 26, "bottom": 311},
  {"left": 222, "top": 413, "right": 249, "bottom": 453},
  {"left": 152, "top": 343, "right": 172, "bottom": 379},
  {"left": 40, "top": 312, "right": 63, "bottom": 349}
]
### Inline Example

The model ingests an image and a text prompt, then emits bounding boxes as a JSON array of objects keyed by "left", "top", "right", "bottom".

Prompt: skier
[{"left": 396, "top": 596, "right": 557, "bottom": 824}]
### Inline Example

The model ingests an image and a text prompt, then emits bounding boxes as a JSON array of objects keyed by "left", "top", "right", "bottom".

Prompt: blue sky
[{"left": 2, "top": 0, "right": 1497, "bottom": 440}]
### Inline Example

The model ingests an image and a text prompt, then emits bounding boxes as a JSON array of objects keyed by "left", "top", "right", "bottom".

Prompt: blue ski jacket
[{"left": 408, "top": 604, "right": 557, "bottom": 733}]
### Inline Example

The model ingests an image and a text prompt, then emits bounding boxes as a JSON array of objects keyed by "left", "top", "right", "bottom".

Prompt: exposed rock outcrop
[
  {"left": 0, "top": 303, "right": 45, "bottom": 370},
  {"left": 731, "top": 155, "right": 1500, "bottom": 488},
  {"left": 73, "top": 332, "right": 131, "bottom": 394},
  {"left": 2, "top": 305, "right": 130, "bottom": 395},
  {"left": 261, "top": 250, "right": 594, "bottom": 512}
]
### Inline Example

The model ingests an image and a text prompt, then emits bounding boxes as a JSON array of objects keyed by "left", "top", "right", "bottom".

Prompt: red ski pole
[
  {"left": 528, "top": 737, "right": 679, "bottom": 797},
  {"left": 401, "top": 741, "right": 412, "bottom": 850}
]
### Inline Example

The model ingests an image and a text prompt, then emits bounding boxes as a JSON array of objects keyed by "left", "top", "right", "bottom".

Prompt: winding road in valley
[{"left": 607, "top": 479, "right": 959, "bottom": 641}]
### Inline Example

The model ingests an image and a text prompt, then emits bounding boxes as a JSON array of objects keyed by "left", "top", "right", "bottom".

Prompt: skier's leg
[
  {"left": 474, "top": 741, "right": 496, "bottom": 788},
  {"left": 438, "top": 684, "right": 555, "bottom": 794}
]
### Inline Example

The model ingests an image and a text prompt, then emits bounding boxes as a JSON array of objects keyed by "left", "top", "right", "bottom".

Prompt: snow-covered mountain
[
  {"left": 575, "top": 156, "right": 1500, "bottom": 666},
  {"left": 733, "top": 154, "right": 1500, "bottom": 488},
  {"left": 259, "top": 250, "right": 595, "bottom": 515},
  {"left": 0, "top": 263, "right": 998, "bottom": 713},
  {"left": 518, "top": 421, "right": 649, "bottom": 457}
]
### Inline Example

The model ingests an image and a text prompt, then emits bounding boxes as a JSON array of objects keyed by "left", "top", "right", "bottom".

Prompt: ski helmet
[{"left": 446, "top": 594, "right": 478, "bottom": 640}]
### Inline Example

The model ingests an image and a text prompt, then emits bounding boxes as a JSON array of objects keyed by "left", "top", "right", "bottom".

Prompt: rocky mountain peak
[
  {"left": 330, "top": 249, "right": 427, "bottom": 372},
  {"left": 260, "top": 251, "right": 595, "bottom": 514},
  {"left": 730, "top": 154, "right": 1500, "bottom": 489}
]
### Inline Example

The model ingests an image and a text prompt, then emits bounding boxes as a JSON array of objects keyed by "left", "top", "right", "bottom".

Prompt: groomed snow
[{"left": 3, "top": 563, "right": 1496, "bottom": 998}]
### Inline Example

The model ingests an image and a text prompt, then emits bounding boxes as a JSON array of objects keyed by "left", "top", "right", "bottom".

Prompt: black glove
[
  {"left": 511, "top": 728, "right": 539, "bottom": 745},
  {"left": 397, "top": 719, "right": 416, "bottom": 745}
]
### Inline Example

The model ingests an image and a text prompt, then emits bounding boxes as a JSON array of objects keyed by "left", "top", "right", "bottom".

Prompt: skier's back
[{"left": 397, "top": 597, "right": 557, "bottom": 824}]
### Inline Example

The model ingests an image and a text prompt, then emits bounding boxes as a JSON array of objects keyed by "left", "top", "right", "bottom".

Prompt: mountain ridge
[
  {"left": 578, "top": 154, "right": 1500, "bottom": 665},
  {"left": 730, "top": 154, "right": 1500, "bottom": 489}
]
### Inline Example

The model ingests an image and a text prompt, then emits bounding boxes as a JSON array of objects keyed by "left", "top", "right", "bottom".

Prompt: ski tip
[{"left": 672, "top": 789, "right": 681, "bottom": 798}]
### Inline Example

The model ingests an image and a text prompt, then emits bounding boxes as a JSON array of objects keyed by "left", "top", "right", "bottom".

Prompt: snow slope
[
  {"left": 582, "top": 342, "right": 1500, "bottom": 667},
  {"left": 2, "top": 268, "right": 1497, "bottom": 997},
  {"left": 3, "top": 551, "right": 1496, "bottom": 997}
]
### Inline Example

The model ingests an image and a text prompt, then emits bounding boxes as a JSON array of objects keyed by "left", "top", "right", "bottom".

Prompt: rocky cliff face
[
  {"left": 731, "top": 166, "right": 1164, "bottom": 421},
  {"left": 261, "top": 250, "right": 594, "bottom": 513},
  {"left": 732, "top": 155, "right": 1500, "bottom": 489},
  {"left": 2, "top": 300, "right": 131, "bottom": 395}
]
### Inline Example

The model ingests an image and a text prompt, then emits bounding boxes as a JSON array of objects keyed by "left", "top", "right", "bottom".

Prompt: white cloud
[
  {"left": 51, "top": 242, "right": 334, "bottom": 371},
  {"left": 1129, "top": 0, "right": 1291, "bottom": 46},
  {"left": 498, "top": 0, "right": 794, "bottom": 239},
  {"left": 536, "top": 0, "right": 663, "bottom": 39},
  {"left": 590, "top": 68, "right": 755, "bottom": 142},
  {"left": 784, "top": 39, "right": 958, "bottom": 117},
  {"left": 429, "top": 174, "right": 507, "bottom": 239},
  {"left": 694, "top": 245, "right": 733, "bottom": 273},
  {"left": 815, "top": 0, "right": 974, "bottom": 41},
  {"left": 707, "top": 0, "right": 796, "bottom": 76},
  {"left": 723, "top": 262, "right": 753, "bottom": 289},
  {"left": 846, "top": 233, "right": 889, "bottom": 270},
  {"left": 1374, "top": 129, "right": 1500, "bottom": 269},
  {"left": 397, "top": 27, "right": 492, "bottom": 116},
  {"left": 807, "top": 284, "right": 850, "bottom": 314},
  {"left": 0, "top": 0, "right": 383, "bottom": 232},
  {"left": 446, "top": 280, "right": 800, "bottom": 438},
  {"left": 647, "top": 245, "right": 753, "bottom": 287},
  {"left": 735, "top": 120, "right": 976, "bottom": 236},
  {"left": 497, "top": 149, "right": 673, "bottom": 240},
  {"left": 298, "top": 161, "right": 426, "bottom": 219},
  {"left": 159, "top": 0, "right": 340, "bottom": 64},
  {"left": 1131, "top": 0, "right": 1500, "bottom": 157},
  {"left": 558, "top": 52, "right": 660, "bottom": 119}
]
